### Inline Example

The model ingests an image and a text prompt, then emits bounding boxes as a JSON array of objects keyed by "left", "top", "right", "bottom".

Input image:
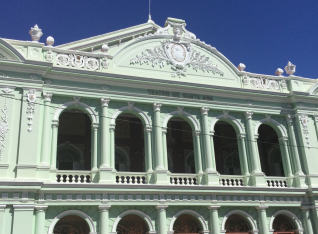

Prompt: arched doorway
[
  {"left": 214, "top": 121, "right": 241, "bottom": 175},
  {"left": 173, "top": 214, "right": 202, "bottom": 234},
  {"left": 53, "top": 215, "right": 90, "bottom": 234},
  {"left": 224, "top": 214, "right": 251, "bottom": 233},
  {"left": 166, "top": 117, "right": 195, "bottom": 173},
  {"left": 116, "top": 214, "right": 149, "bottom": 234},
  {"left": 272, "top": 214, "right": 296, "bottom": 234},
  {"left": 257, "top": 125, "right": 284, "bottom": 176},
  {"left": 115, "top": 113, "right": 145, "bottom": 172},
  {"left": 57, "top": 109, "right": 91, "bottom": 170}
]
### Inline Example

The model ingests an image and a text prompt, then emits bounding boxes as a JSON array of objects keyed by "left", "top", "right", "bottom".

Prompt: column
[
  {"left": 100, "top": 98, "right": 110, "bottom": 168},
  {"left": 244, "top": 111, "right": 262, "bottom": 173},
  {"left": 109, "top": 124, "right": 116, "bottom": 169},
  {"left": 209, "top": 131, "right": 216, "bottom": 170},
  {"left": 237, "top": 134, "right": 250, "bottom": 175},
  {"left": 40, "top": 92, "right": 53, "bottom": 165},
  {"left": 12, "top": 205, "right": 35, "bottom": 234},
  {"left": 193, "top": 130, "right": 203, "bottom": 173},
  {"left": 200, "top": 107, "right": 215, "bottom": 172},
  {"left": 162, "top": 128, "right": 168, "bottom": 170},
  {"left": 208, "top": 205, "right": 220, "bottom": 234},
  {"left": 145, "top": 126, "right": 153, "bottom": 172},
  {"left": 50, "top": 120, "right": 59, "bottom": 170},
  {"left": 99, "top": 205, "right": 111, "bottom": 234},
  {"left": 153, "top": 103, "right": 164, "bottom": 170},
  {"left": 34, "top": 205, "right": 48, "bottom": 234},
  {"left": 278, "top": 137, "right": 293, "bottom": 177},
  {"left": 156, "top": 205, "right": 168, "bottom": 234},
  {"left": 92, "top": 123, "right": 99, "bottom": 170},
  {"left": 256, "top": 206, "right": 269, "bottom": 234},
  {"left": 310, "top": 205, "right": 318, "bottom": 234},
  {"left": 0, "top": 205, "right": 5, "bottom": 234},
  {"left": 301, "top": 207, "right": 314, "bottom": 234}
]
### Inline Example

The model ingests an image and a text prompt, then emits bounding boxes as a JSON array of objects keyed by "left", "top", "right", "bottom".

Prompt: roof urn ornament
[
  {"left": 29, "top": 24, "right": 43, "bottom": 42},
  {"left": 237, "top": 63, "right": 246, "bottom": 71},
  {"left": 101, "top": 44, "right": 109, "bottom": 54},
  {"left": 46, "top": 36, "right": 54, "bottom": 47},
  {"left": 275, "top": 68, "right": 284, "bottom": 76},
  {"left": 285, "top": 61, "right": 296, "bottom": 76}
]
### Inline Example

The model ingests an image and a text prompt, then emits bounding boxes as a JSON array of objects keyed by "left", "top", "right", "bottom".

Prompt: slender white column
[
  {"left": 279, "top": 137, "right": 293, "bottom": 177},
  {"left": 256, "top": 206, "right": 269, "bottom": 234},
  {"left": 237, "top": 133, "right": 250, "bottom": 175},
  {"left": 162, "top": 127, "right": 168, "bottom": 170},
  {"left": 193, "top": 130, "right": 203, "bottom": 173},
  {"left": 50, "top": 120, "right": 59, "bottom": 169},
  {"left": 156, "top": 205, "right": 168, "bottom": 234},
  {"left": 100, "top": 98, "right": 110, "bottom": 167},
  {"left": 145, "top": 126, "right": 153, "bottom": 172},
  {"left": 92, "top": 123, "right": 99, "bottom": 170},
  {"left": 153, "top": 103, "right": 164, "bottom": 170},
  {"left": 208, "top": 206, "right": 220, "bottom": 234},
  {"left": 99, "top": 205, "right": 111, "bottom": 234},
  {"left": 109, "top": 124, "right": 116, "bottom": 169},
  {"left": 0, "top": 205, "right": 6, "bottom": 234},
  {"left": 34, "top": 206, "right": 48, "bottom": 234},
  {"left": 301, "top": 207, "right": 314, "bottom": 234},
  {"left": 209, "top": 131, "right": 216, "bottom": 169},
  {"left": 40, "top": 92, "right": 53, "bottom": 165}
]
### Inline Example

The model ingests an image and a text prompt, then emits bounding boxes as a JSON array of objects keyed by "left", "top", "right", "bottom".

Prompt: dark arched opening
[
  {"left": 173, "top": 214, "right": 202, "bottom": 233},
  {"left": 258, "top": 125, "right": 284, "bottom": 176},
  {"left": 214, "top": 121, "right": 241, "bottom": 175},
  {"left": 273, "top": 214, "right": 297, "bottom": 234},
  {"left": 225, "top": 214, "right": 250, "bottom": 233},
  {"left": 115, "top": 113, "right": 145, "bottom": 172},
  {"left": 53, "top": 215, "right": 90, "bottom": 234},
  {"left": 57, "top": 109, "right": 91, "bottom": 170},
  {"left": 116, "top": 214, "right": 149, "bottom": 234},
  {"left": 166, "top": 117, "right": 195, "bottom": 173}
]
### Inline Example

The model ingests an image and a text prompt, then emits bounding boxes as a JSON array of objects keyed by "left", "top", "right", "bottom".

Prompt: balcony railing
[
  {"left": 170, "top": 173, "right": 198, "bottom": 185},
  {"left": 219, "top": 175, "right": 244, "bottom": 186},
  {"left": 116, "top": 172, "right": 147, "bottom": 184},
  {"left": 56, "top": 170, "right": 91, "bottom": 183},
  {"left": 266, "top": 176, "right": 287, "bottom": 188}
]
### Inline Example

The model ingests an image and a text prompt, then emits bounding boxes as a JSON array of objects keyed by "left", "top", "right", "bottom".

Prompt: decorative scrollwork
[
  {"left": 26, "top": 90, "right": 37, "bottom": 132},
  {"left": 56, "top": 53, "right": 100, "bottom": 70},
  {"left": 0, "top": 97, "right": 9, "bottom": 160},
  {"left": 45, "top": 49, "right": 54, "bottom": 62},
  {"left": 249, "top": 77, "right": 279, "bottom": 90}
]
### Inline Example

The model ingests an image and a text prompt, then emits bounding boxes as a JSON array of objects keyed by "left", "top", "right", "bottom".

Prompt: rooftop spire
[{"left": 148, "top": 0, "right": 154, "bottom": 23}]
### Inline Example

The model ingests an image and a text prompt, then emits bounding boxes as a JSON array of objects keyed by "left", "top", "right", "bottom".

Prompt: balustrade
[
  {"left": 115, "top": 172, "right": 147, "bottom": 184},
  {"left": 219, "top": 175, "right": 244, "bottom": 186},
  {"left": 266, "top": 177, "right": 287, "bottom": 188},
  {"left": 56, "top": 171, "right": 91, "bottom": 183},
  {"left": 170, "top": 174, "right": 197, "bottom": 185}
]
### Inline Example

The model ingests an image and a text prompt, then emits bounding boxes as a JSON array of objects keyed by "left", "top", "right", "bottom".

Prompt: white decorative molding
[
  {"left": 26, "top": 90, "right": 37, "bottom": 132},
  {"left": 281, "top": 79, "right": 287, "bottom": 89},
  {"left": 45, "top": 49, "right": 54, "bottom": 62},
  {"left": 111, "top": 105, "right": 150, "bottom": 127},
  {"left": 29, "top": 24, "right": 43, "bottom": 42},
  {"left": 269, "top": 210, "right": 302, "bottom": 232},
  {"left": 169, "top": 210, "right": 208, "bottom": 231},
  {"left": 265, "top": 115, "right": 272, "bottom": 122},
  {"left": 246, "top": 100, "right": 253, "bottom": 105},
  {"left": 2, "top": 87, "right": 13, "bottom": 94},
  {"left": 299, "top": 114, "right": 309, "bottom": 147},
  {"left": 130, "top": 37, "right": 223, "bottom": 77},
  {"left": 286, "top": 114, "right": 294, "bottom": 123},
  {"left": 200, "top": 107, "right": 209, "bottom": 115},
  {"left": 42, "top": 92, "right": 53, "bottom": 102},
  {"left": 30, "top": 74, "right": 38, "bottom": 80},
  {"left": 101, "top": 98, "right": 110, "bottom": 107},
  {"left": 44, "top": 79, "right": 53, "bottom": 85},
  {"left": 73, "top": 97, "right": 81, "bottom": 106},
  {"left": 211, "top": 113, "right": 245, "bottom": 134},
  {"left": 0, "top": 96, "right": 9, "bottom": 160},
  {"left": 163, "top": 109, "right": 200, "bottom": 131},
  {"left": 177, "top": 106, "right": 184, "bottom": 115},
  {"left": 244, "top": 111, "right": 253, "bottom": 119},
  {"left": 249, "top": 77, "right": 279, "bottom": 90},
  {"left": 127, "top": 102, "right": 134, "bottom": 110},
  {"left": 193, "top": 130, "right": 201, "bottom": 137},
  {"left": 101, "top": 57, "right": 109, "bottom": 69},
  {"left": 56, "top": 53, "right": 100, "bottom": 71},
  {"left": 221, "top": 210, "right": 258, "bottom": 234},
  {"left": 242, "top": 75, "right": 248, "bottom": 85},
  {"left": 223, "top": 110, "right": 229, "bottom": 118},
  {"left": 101, "top": 85, "right": 109, "bottom": 90},
  {"left": 254, "top": 117, "right": 287, "bottom": 137},
  {"left": 153, "top": 103, "right": 162, "bottom": 112},
  {"left": 0, "top": 72, "right": 8, "bottom": 78},
  {"left": 112, "top": 210, "right": 155, "bottom": 232}
]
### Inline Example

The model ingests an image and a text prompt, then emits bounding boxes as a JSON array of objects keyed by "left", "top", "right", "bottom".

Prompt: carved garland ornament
[
  {"left": 248, "top": 77, "right": 279, "bottom": 90},
  {"left": 56, "top": 53, "right": 100, "bottom": 70},
  {"left": 0, "top": 88, "right": 12, "bottom": 160},
  {"left": 299, "top": 114, "right": 310, "bottom": 147},
  {"left": 26, "top": 90, "right": 37, "bottom": 132}
]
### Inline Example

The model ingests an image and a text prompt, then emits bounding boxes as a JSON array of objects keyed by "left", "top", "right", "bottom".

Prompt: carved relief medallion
[{"left": 171, "top": 44, "right": 186, "bottom": 62}]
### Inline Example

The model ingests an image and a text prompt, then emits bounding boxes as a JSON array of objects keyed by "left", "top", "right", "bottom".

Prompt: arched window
[
  {"left": 53, "top": 215, "right": 90, "bottom": 234},
  {"left": 258, "top": 125, "right": 284, "bottom": 176},
  {"left": 273, "top": 214, "right": 296, "bottom": 234},
  {"left": 173, "top": 214, "right": 202, "bottom": 233},
  {"left": 57, "top": 109, "right": 91, "bottom": 170},
  {"left": 185, "top": 152, "right": 195, "bottom": 173},
  {"left": 166, "top": 118, "right": 195, "bottom": 173},
  {"left": 116, "top": 214, "right": 149, "bottom": 234},
  {"left": 214, "top": 121, "right": 241, "bottom": 175},
  {"left": 225, "top": 214, "right": 250, "bottom": 233},
  {"left": 115, "top": 113, "right": 145, "bottom": 172}
]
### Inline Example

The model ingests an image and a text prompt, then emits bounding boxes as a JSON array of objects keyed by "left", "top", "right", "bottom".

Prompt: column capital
[
  {"left": 99, "top": 205, "right": 111, "bottom": 210},
  {"left": 255, "top": 205, "right": 268, "bottom": 211},
  {"left": 244, "top": 111, "right": 253, "bottom": 119},
  {"left": 42, "top": 92, "right": 53, "bottom": 102},
  {"left": 101, "top": 98, "right": 110, "bottom": 107},
  {"left": 109, "top": 123, "right": 116, "bottom": 132},
  {"left": 0, "top": 205, "right": 6, "bottom": 211},
  {"left": 237, "top": 133, "right": 246, "bottom": 139},
  {"left": 300, "top": 206, "right": 311, "bottom": 211},
  {"left": 313, "top": 115, "right": 318, "bottom": 122},
  {"left": 52, "top": 119, "right": 59, "bottom": 127},
  {"left": 13, "top": 204, "right": 36, "bottom": 211},
  {"left": 207, "top": 205, "right": 220, "bottom": 210},
  {"left": 286, "top": 114, "right": 294, "bottom": 123},
  {"left": 193, "top": 130, "right": 201, "bottom": 137},
  {"left": 92, "top": 123, "right": 99, "bottom": 130},
  {"left": 35, "top": 205, "right": 48, "bottom": 211},
  {"left": 210, "top": 130, "right": 215, "bottom": 136},
  {"left": 279, "top": 136, "right": 288, "bottom": 142},
  {"left": 200, "top": 107, "right": 209, "bottom": 115},
  {"left": 155, "top": 205, "right": 168, "bottom": 211},
  {"left": 144, "top": 126, "right": 152, "bottom": 133},
  {"left": 162, "top": 127, "right": 167, "bottom": 134},
  {"left": 153, "top": 103, "right": 162, "bottom": 112}
]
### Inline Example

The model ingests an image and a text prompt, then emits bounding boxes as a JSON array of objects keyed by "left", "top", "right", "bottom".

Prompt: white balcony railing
[
  {"left": 219, "top": 175, "right": 244, "bottom": 186},
  {"left": 116, "top": 172, "right": 147, "bottom": 184},
  {"left": 266, "top": 177, "right": 287, "bottom": 188},
  {"left": 56, "top": 170, "right": 91, "bottom": 183},
  {"left": 170, "top": 173, "right": 198, "bottom": 185}
]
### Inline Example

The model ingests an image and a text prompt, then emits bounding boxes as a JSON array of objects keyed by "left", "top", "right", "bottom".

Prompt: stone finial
[
  {"left": 237, "top": 63, "right": 246, "bottom": 71},
  {"left": 101, "top": 44, "right": 109, "bottom": 54},
  {"left": 275, "top": 68, "right": 284, "bottom": 76},
  {"left": 284, "top": 61, "right": 296, "bottom": 75},
  {"left": 29, "top": 24, "right": 43, "bottom": 42},
  {"left": 46, "top": 36, "right": 54, "bottom": 47}
]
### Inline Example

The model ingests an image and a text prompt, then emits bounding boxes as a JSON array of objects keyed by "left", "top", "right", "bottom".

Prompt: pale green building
[{"left": 0, "top": 17, "right": 317, "bottom": 234}]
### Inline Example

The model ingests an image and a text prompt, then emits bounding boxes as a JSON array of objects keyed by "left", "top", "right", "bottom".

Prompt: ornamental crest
[
  {"left": 27, "top": 90, "right": 37, "bottom": 103},
  {"left": 130, "top": 21, "right": 224, "bottom": 78}
]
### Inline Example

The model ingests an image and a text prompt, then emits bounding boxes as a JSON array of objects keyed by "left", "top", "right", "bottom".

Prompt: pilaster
[
  {"left": 145, "top": 126, "right": 154, "bottom": 183},
  {"left": 49, "top": 120, "right": 59, "bottom": 181},
  {"left": 193, "top": 130, "right": 203, "bottom": 184},
  {"left": 91, "top": 123, "right": 99, "bottom": 182},
  {"left": 279, "top": 136, "right": 293, "bottom": 186},
  {"left": 12, "top": 205, "right": 35, "bottom": 234},
  {"left": 237, "top": 133, "right": 251, "bottom": 185}
]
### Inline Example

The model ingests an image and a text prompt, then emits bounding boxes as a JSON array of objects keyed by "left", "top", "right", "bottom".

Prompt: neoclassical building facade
[{"left": 0, "top": 17, "right": 317, "bottom": 234}]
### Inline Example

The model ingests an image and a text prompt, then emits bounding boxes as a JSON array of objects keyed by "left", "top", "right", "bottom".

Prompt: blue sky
[{"left": 1, "top": 1, "right": 317, "bottom": 78}]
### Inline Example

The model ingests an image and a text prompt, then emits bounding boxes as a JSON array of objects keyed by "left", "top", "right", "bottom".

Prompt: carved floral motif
[
  {"left": 0, "top": 96, "right": 9, "bottom": 160},
  {"left": 249, "top": 77, "right": 279, "bottom": 90},
  {"left": 45, "top": 49, "right": 54, "bottom": 62},
  {"left": 26, "top": 90, "right": 37, "bottom": 132},
  {"left": 56, "top": 53, "right": 100, "bottom": 70},
  {"left": 299, "top": 114, "right": 310, "bottom": 147}
]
